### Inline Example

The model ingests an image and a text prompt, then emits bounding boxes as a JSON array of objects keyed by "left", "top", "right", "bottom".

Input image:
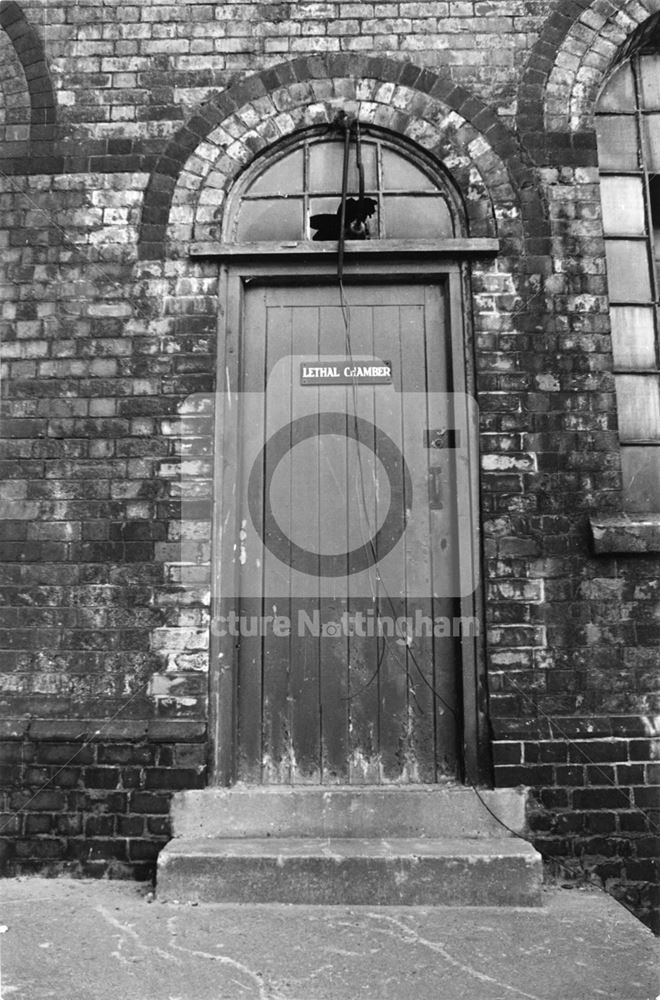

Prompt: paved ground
[{"left": 0, "top": 878, "right": 657, "bottom": 1000}]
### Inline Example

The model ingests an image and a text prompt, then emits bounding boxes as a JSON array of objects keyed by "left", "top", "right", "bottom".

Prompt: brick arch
[
  {"left": 0, "top": 0, "right": 56, "bottom": 142},
  {"left": 0, "top": 26, "right": 30, "bottom": 143},
  {"left": 138, "top": 54, "right": 542, "bottom": 260},
  {"left": 518, "top": 0, "right": 660, "bottom": 139},
  {"left": 548, "top": 0, "right": 660, "bottom": 132}
]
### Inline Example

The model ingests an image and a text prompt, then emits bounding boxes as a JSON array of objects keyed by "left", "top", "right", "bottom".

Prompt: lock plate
[{"left": 424, "top": 428, "right": 460, "bottom": 449}]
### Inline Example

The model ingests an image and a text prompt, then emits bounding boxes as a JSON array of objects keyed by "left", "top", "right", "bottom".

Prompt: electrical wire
[{"left": 465, "top": 781, "right": 645, "bottom": 922}]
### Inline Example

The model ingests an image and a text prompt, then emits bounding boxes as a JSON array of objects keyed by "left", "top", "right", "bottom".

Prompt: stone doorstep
[
  {"left": 168, "top": 785, "right": 530, "bottom": 840},
  {"left": 157, "top": 836, "right": 544, "bottom": 907},
  {"left": 159, "top": 786, "right": 542, "bottom": 907}
]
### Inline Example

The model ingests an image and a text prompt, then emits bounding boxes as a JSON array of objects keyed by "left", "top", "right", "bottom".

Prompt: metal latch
[
  {"left": 428, "top": 467, "right": 444, "bottom": 510},
  {"left": 424, "top": 429, "right": 460, "bottom": 449},
  {"left": 425, "top": 429, "right": 459, "bottom": 510}
]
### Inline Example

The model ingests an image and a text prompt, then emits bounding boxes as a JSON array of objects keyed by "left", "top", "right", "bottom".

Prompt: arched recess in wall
[
  {"left": 521, "top": 3, "right": 660, "bottom": 518},
  {"left": 0, "top": 23, "right": 30, "bottom": 145},
  {"left": 138, "top": 54, "right": 545, "bottom": 262},
  {"left": 0, "top": 0, "right": 56, "bottom": 154},
  {"left": 518, "top": 0, "right": 660, "bottom": 140},
  {"left": 138, "top": 57, "right": 552, "bottom": 787}
]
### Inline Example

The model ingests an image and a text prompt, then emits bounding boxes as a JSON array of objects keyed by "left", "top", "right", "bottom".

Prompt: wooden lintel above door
[{"left": 189, "top": 238, "right": 500, "bottom": 260}]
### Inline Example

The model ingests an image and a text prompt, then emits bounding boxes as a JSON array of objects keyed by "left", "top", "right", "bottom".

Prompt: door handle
[{"left": 428, "top": 467, "right": 443, "bottom": 510}]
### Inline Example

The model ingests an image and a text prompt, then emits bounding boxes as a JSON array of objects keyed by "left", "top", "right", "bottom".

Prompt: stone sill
[
  {"left": 589, "top": 514, "right": 660, "bottom": 554},
  {"left": 0, "top": 719, "right": 208, "bottom": 742}
]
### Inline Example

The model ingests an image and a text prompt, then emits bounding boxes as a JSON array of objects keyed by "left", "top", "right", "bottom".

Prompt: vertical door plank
[
  {"left": 399, "top": 299, "right": 439, "bottom": 782},
  {"left": 213, "top": 265, "right": 241, "bottom": 786},
  {"left": 236, "top": 288, "right": 269, "bottom": 782},
  {"left": 317, "top": 299, "right": 350, "bottom": 783},
  {"left": 287, "top": 302, "right": 323, "bottom": 782},
  {"left": 372, "top": 298, "right": 413, "bottom": 780},
  {"left": 261, "top": 307, "right": 295, "bottom": 781},
  {"left": 424, "top": 285, "right": 460, "bottom": 777},
  {"left": 345, "top": 299, "right": 383, "bottom": 783}
]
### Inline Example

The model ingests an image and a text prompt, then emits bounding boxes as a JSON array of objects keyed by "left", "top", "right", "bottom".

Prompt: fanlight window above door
[{"left": 227, "top": 132, "right": 460, "bottom": 243}]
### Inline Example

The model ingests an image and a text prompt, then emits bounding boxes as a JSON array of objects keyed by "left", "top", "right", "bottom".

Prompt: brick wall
[
  {"left": 0, "top": 720, "right": 206, "bottom": 877},
  {"left": 493, "top": 718, "right": 659, "bottom": 930},
  {"left": 0, "top": 0, "right": 658, "bottom": 932}
]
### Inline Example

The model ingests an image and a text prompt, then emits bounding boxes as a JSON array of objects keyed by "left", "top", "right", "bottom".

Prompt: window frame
[
  {"left": 221, "top": 125, "right": 468, "bottom": 245},
  {"left": 596, "top": 51, "right": 660, "bottom": 513}
]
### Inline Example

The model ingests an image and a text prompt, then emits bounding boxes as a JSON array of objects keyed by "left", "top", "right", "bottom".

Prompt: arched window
[
  {"left": 225, "top": 128, "right": 464, "bottom": 244},
  {"left": 597, "top": 53, "right": 660, "bottom": 510}
]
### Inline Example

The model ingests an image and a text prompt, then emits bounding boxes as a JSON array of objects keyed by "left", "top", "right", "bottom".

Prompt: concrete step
[
  {"left": 157, "top": 836, "right": 543, "bottom": 906},
  {"left": 169, "top": 785, "right": 529, "bottom": 840}
]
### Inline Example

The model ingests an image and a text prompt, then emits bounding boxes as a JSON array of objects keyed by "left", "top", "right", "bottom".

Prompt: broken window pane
[
  {"left": 309, "top": 196, "right": 379, "bottom": 241},
  {"left": 651, "top": 175, "right": 660, "bottom": 288},
  {"left": 232, "top": 133, "right": 459, "bottom": 242}
]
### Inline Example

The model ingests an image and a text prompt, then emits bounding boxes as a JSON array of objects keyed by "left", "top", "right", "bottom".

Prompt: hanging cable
[
  {"left": 349, "top": 117, "right": 368, "bottom": 238},
  {"left": 337, "top": 114, "right": 351, "bottom": 282},
  {"left": 333, "top": 111, "right": 460, "bottom": 782}
]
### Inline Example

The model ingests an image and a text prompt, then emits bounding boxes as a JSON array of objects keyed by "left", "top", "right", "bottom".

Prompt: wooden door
[{"left": 220, "top": 279, "right": 471, "bottom": 785}]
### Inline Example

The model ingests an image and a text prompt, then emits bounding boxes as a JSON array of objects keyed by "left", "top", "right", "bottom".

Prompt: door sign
[{"left": 300, "top": 360, "right": 392, "bottom": 385}]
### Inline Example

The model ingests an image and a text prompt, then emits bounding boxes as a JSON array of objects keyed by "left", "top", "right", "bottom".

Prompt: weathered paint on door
[{"left": 229, "top": 281, "right": 463, "bottom": 784}]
